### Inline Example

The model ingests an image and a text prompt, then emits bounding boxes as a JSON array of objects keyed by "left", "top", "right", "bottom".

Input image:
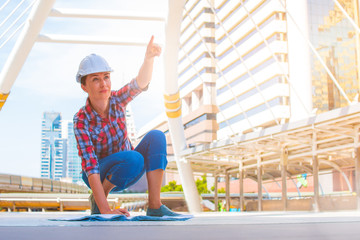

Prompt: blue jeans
[{"left": 82, "top": 130, "right": 168, "bottom": 192}]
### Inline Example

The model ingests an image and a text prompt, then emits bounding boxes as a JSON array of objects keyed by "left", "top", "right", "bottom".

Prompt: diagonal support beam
[
  {"left": 49, "top": 8, "right": 165, "bottom": 21},
  {"left": 164, "top": 0, "right": 201, "bottom": 213},
  {"left": 37, "top": 34, "right": 148, "bottom": 46},
  {"left": 0, "top": 0, "right": 56, "bottom": 109}
]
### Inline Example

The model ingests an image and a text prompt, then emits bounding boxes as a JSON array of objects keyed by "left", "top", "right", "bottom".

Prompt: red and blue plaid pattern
[{"left": 74, "top": 78, "right": 143, "bottom": 176}]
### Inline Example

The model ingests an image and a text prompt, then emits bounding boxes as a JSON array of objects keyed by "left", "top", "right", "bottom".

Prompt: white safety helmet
[{"left": 76, "top": 53, "right": 113, "bottom": 83}]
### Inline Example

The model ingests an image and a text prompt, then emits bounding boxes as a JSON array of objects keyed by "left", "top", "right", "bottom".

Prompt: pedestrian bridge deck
[{"left": 0, "top": 211, "right": 360, "bottom": 239}]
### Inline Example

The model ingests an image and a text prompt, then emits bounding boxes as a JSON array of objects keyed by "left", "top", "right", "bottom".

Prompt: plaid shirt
[{"left": 74, "top": 78, "right": 144, "bottom": 176}]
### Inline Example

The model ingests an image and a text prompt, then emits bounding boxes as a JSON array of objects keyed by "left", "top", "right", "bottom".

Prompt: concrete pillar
[
  {"left": 257, "top": 156, "right": 263, "bottom": 211},
  {"left": 355, "top": 146, "right": 360, "bottom": 210},
  {"left": 164, "top": 0, "right": 202, "bottom": 213},
  {"left": 313, "top": 155, "right": 320, "bottom": 212},
  {"left": 214, "top": 175, "right": 218, "bottom": 212},
  {"left": 225, "top": 172, "right": 230, "bottom": 211},
  {"left": 354, "top": 126, "right": 360, "bottom": 210},
  {"left": 286, "top": 0, "right": 313, "bottom": 121},
  {"left": 312, "top": 131, "right": 320, "bottom": 212},
  {"left": 239, "top": 162, "right": 244, "bottom": 211},
  {"left": 281, "top": 147, "right": 288, "bottom": 211}
]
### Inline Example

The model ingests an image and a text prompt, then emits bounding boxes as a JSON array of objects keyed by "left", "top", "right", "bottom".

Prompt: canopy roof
[{"left": 166, "top": 103, "right": 360, "bottom": 183}]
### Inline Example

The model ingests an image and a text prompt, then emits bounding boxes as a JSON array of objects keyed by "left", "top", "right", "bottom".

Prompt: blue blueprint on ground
[{"left": 49, "top": 214, "right": 193, "bottom": 221}]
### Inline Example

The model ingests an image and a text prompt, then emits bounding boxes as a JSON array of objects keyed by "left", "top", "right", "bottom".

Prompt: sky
[{"left": 0, "top": 0, "right": 168, "bottom": 177}]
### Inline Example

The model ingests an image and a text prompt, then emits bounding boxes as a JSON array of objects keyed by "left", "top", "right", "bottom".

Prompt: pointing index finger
[{"left": 149, "top": 35, "right": 154, "bottom": 46}]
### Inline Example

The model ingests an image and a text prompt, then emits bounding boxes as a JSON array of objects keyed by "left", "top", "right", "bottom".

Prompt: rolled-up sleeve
[
  {"left": 112, "top": 78, "right": 147, "bottom": 107},
  {"left": 73, "top": 114, "right": 99, "bottom": 176}
]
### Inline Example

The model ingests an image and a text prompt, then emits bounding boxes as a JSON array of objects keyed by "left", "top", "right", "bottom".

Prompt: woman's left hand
[
  {"left": 103, "top": 208, "right": 130, "bottom": 217},
  {"left": 145, "top": 35, "right": 162, "bottom": 60}
]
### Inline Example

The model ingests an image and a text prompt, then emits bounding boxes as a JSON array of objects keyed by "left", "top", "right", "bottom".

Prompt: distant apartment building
[
  {"left": 139, "top": 0, "right": 360, "bottom": 192},
  {"left": 40, "top": 112, "right": 65, "bottom": 180}
]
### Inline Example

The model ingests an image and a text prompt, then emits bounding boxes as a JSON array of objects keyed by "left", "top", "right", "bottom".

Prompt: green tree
[
  {"left": 211, "top": 186, "right": 226, "bottom": 193},
  {"left": 196, "top": 174, "right": 210, "bottom": 194},
  {"left": 161, "top": 175, "right": 216, "bottom": 194},
  {"left": 161, "top": 180, "right": 183, "bottom": 192}
]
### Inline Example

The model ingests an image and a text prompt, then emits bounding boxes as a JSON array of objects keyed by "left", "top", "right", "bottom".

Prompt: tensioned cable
[
  {"left": 0, "top": 0, "right": 11, "bottom": 12},
  {"left": 277, "top": 0, "right": 351, "bottom": 105},
  {"left": 0, "top": 0, "right": 36, "bottom": 42},
  {"left": 207, "top": 0, "right": 281, "bottom": 126},
  {"left": 0, "top": 21, "right": 25, "bottom": 49},
  {"left": 183, "top": 4, "right": 258, "bottom": 137},
  {"left": 181, "top": 12, "right": 240, "bottom": 142},
  {"left": 238, "top": 0, "right": 312, "bottom": 117},
  {"left": 180, "top": 45, "right": 239, "bottom": 142},
  {"left": 332, "top": 0, "right": 360, "bottom": 34},
  {"left": 0, "top": 0, "right": 26, "bottom": 29}
]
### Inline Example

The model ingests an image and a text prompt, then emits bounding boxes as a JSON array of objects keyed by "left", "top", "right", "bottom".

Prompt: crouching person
[{"left": 73, "top": 36, "right": 180, "bottom": 217}]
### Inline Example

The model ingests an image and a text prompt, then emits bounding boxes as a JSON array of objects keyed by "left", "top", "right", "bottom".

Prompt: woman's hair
[{"left": 81, "top": 76, "right": 87, "bottom": 85}]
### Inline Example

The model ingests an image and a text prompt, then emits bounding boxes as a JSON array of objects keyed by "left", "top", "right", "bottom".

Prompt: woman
[{"left": 73, "top": 36, "right": 179, "bottom": 217}]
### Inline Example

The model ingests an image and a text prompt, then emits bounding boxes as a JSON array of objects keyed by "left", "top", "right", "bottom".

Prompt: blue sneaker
[
  {"left": 146, "top": 205, "right": 182, "bottom": 217},
  {"left": 89, "top": 193, "right": 100, "bottom": 215}
]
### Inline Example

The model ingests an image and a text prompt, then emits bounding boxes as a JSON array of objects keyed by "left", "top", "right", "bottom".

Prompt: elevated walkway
[
  {"left": 0, "top": 193, "right": 189, "bottom": 212},
  {"left": 167, "top": 103, "right": 360, "bottom": 211},
  {"left": 1, "top": 211, "right": 360, "bottom": 239}
]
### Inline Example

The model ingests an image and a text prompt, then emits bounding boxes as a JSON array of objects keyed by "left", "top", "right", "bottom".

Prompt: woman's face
[{"left": 81, "top": 72, "right": 111, "bottom": 102}]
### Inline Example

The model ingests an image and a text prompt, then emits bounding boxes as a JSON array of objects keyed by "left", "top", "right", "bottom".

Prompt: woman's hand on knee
[{"left": 102, "top": 208, "right": 130, "bottom": 217}]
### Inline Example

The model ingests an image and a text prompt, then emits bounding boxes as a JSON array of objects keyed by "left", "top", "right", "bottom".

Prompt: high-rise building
[
  {"left": 138, "top": 0, "right": 219, "bottom": 155},
  {"left": 307, "top": 0, "right": 359, "bottom": 191},
  {"left": 214, "top": 0, "right": 291, "bottom": 138},
  {"left": 40, "top": 112, "right": 65, "bottom": 180},
  {"left": 66, "top": 121, "right": 82, "bottom": 184},
  {"left": 309, "top": 0, "right": 359, "bottom": 112},
  {"left": 140, "top": 0, "right": 360, "bottom": 143},
  {"left": 40, "top": 105, "right": 137, "bottom": 185},
  {"left": 138, "top": 0, "right": 360, "bottom": 191},
  {"left": 139, "top": 0, "right": 290, "bottom": 151}
]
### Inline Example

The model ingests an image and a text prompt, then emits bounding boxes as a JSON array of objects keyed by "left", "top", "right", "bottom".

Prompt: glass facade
[
  {"left": 40, "top": 112, "right": 65, "bottom": 180},
  {"left": 66, "top": 122, "right": 82, "bottom": 184},
  {"left": 308, "top": 0, "right": 359, "bottom": 112},
  {"left": 40, "top": 107, "right": 136, "bottom": 183}
]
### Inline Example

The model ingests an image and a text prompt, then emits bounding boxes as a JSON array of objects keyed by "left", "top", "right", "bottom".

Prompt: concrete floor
[{"left": 1, "top": 211, "right": 360, "bottom": 239}]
